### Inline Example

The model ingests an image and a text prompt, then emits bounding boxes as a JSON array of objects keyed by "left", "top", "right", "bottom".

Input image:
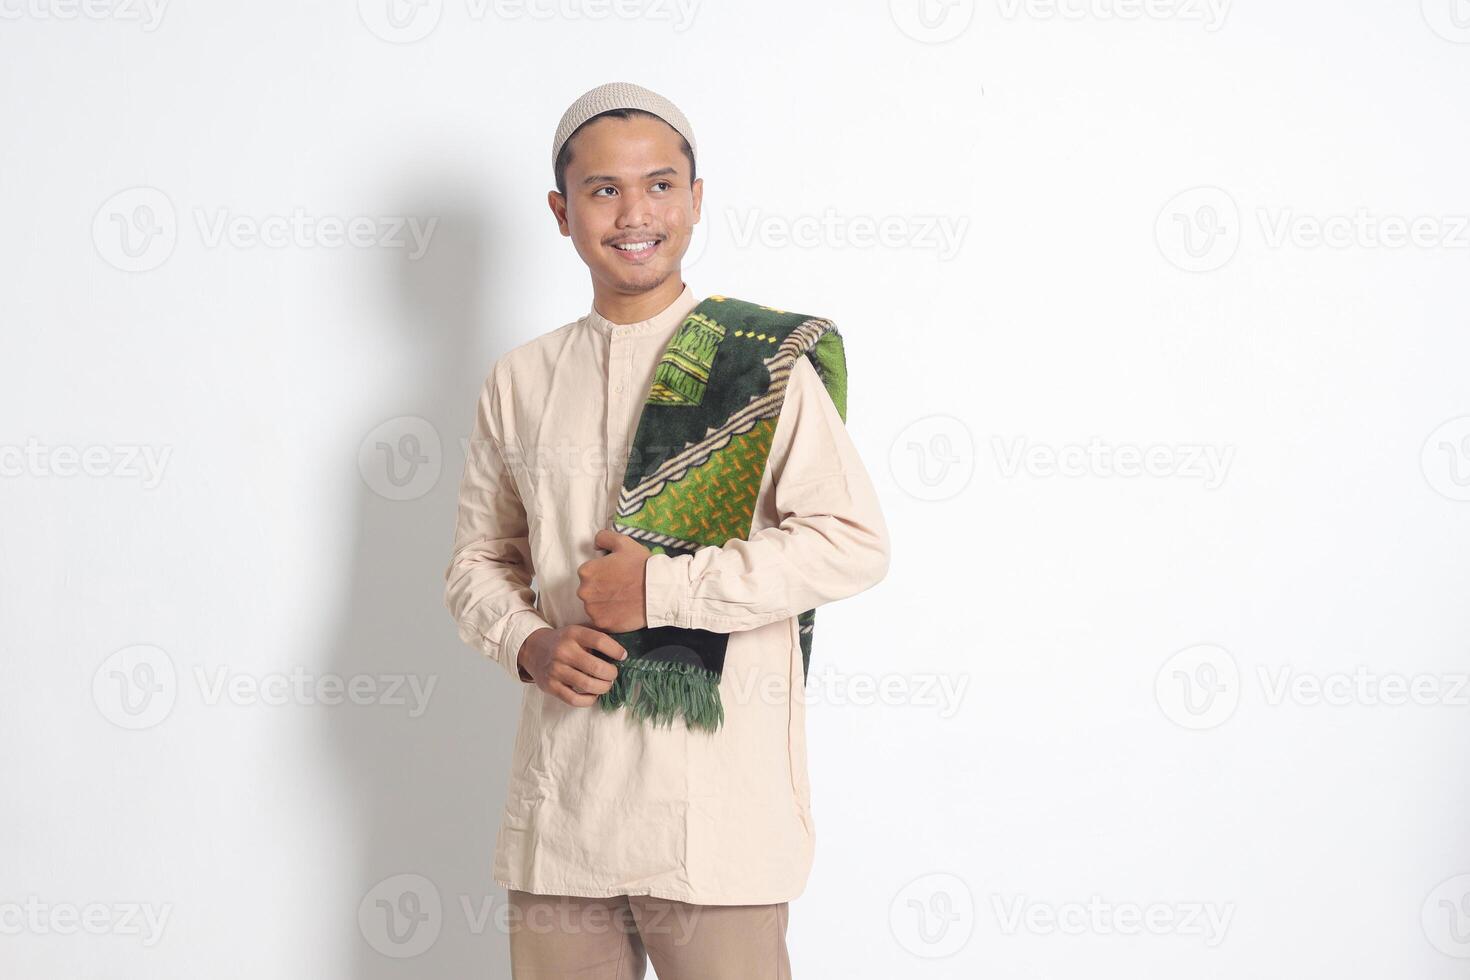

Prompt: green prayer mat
[{"left": 595, "top": 294, "right": 848, "bottom": 733}]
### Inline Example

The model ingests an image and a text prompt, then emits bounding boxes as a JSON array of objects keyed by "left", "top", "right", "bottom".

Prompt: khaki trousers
[{"left": 506, "top": 889, "right": 792, "bottom": 979}]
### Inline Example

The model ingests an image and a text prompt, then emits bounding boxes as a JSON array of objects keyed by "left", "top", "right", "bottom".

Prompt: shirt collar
[{"left": 583, "top": 283, "right": 699, "bottom": 339}]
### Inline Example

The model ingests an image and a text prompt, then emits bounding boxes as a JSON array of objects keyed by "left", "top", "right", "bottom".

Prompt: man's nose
[{"left": 615, "top": 189, "right": 654, "bottom": 226}]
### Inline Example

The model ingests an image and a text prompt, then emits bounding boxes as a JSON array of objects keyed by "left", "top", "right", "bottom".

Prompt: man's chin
[{"left": 609, "top": 265, "right": 671, "bottom": 293}]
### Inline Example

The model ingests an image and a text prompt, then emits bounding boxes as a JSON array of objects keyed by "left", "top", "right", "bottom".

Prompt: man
[{"left": 442, "top": 81, "right": 890, "bottom": 979}]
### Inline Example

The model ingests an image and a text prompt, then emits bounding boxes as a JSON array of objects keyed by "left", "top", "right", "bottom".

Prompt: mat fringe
[{"left": 597, "top": 657, "right": 725, "bottom": 733}]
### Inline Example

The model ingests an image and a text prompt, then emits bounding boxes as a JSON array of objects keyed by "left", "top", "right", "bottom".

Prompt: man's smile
[{"left": 609, "top": 237, "right": 663, "bottom": 262}]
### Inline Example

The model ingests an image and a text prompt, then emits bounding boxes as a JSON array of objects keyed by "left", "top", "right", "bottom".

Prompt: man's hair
[{"left": 554, "top": 107, "right": 696, "bottom": 198}]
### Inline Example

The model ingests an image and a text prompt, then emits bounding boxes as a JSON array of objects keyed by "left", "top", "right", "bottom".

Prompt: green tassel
[{"left": 597, "top": 657, "right": 725, "bottom": 733}]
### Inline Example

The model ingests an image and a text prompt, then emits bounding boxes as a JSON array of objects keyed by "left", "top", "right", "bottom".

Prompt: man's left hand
[{"left": 577, "top": 529, "right": 652, "bottom": 633}]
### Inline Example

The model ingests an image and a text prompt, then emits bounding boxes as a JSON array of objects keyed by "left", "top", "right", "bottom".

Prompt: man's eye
[
  {"left": 593, "top": 186, "right": 616, "bottom": 197},
  {"left": 652, "top": 181, "right": 671, "bottom": 192}
]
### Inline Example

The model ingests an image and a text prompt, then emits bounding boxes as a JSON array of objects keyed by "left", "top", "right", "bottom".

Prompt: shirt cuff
[
  {"left": 499, "top": 608, "right": 552, "bottom": 684},
  {"left": 644, "top": 551, "right": 692, "bottom": 629}
]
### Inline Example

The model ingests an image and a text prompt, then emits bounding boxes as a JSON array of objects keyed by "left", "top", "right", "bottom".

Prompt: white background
[{"left": 3, "top": 1, "right": 1470, "bottom": 977}]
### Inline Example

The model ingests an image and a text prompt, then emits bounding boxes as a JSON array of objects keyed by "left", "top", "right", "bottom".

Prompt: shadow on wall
[{"left": 322, "top": 180, "right": 526, "bottom": 978}]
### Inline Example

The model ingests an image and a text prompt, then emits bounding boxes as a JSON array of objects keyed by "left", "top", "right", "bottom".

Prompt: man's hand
[
  {"left": 518, "top": 626, "right": 627, "bottom": 707},
  {"left": 576, "top": 529, "right": 652, "bottom": 633}
]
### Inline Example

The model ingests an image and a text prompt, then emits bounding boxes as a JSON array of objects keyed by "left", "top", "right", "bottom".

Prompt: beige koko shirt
[{"left": 442, "top": 282, "right": 889, "bottom": 905}]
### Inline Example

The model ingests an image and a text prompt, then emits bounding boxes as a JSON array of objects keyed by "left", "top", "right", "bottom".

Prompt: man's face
[{"left": 550, "top": 114, "right": 702, "bottom": 296}]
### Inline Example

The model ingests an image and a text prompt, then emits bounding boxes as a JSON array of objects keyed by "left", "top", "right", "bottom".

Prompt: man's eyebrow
[{"left": 581, "top": 167, "right": 680, "bottom": 186}]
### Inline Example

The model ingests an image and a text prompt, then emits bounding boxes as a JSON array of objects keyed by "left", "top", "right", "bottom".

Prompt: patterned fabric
[{"left": 597, "top": 295, "right": 848, "bottom": 732}]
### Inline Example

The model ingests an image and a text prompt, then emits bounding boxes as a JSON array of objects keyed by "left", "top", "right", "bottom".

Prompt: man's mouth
[{"left": 610, "top": 238, "right": 662, "bottom": 262}]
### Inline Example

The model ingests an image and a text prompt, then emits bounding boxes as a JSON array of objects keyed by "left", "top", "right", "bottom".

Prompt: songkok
[{"left": 552, "top": 81, "right": 697, "bottom": 175}]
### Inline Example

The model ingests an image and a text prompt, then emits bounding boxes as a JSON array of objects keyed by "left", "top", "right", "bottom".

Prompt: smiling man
[{"left": 443, "top": 81, "right": 890, "bottom": 979}]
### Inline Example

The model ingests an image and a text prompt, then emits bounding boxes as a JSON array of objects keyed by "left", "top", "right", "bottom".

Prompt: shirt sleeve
[
  {"left": 443, "top": 360, "right": 552, "bottom": 683},
  {"left": 642, "top": 352, "right": 890, "bottom": 633}
]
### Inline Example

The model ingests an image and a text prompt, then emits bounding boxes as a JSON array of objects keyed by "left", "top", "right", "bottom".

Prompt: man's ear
[
  {"left": 547, "top": 190, "right": 570, "bottom": 236},
  {"left": 690, "top": 177, "right": 703, "bottom": 225}
]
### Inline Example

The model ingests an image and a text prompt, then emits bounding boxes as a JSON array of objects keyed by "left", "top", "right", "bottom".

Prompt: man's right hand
[{"left": 517, "top": 625, "right": 628, "bottom": 707}]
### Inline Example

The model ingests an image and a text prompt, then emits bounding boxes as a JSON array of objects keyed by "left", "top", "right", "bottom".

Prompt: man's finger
[
  {"left": 565, "top": 647, "right": 619, "bottom": 684},
  {"left": 594, "top": 527, "right": 640, "bottom": 553},
  {"left": 549, "top": 679, "right": 597, "bottom": 707},
  {"left": 570, "top": 624, "right": 628, "bottom": 662},
  {"left": 551, "top": 660, "right": 614, "bottom": 695}
]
